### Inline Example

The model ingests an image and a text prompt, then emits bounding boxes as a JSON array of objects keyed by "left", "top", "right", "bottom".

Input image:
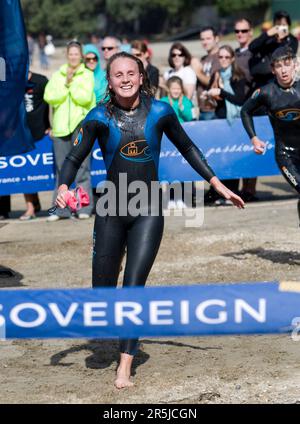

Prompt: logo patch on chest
[
  {"left": 275, "top": 109, "right": 300, "bottom": 121},
  {"left": 120, "top": 140, "right": 153, "bottom": 163}
]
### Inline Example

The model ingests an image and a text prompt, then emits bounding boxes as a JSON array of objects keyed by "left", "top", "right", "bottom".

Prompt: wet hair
[
  {"left": 168, "top": 43, "right": 192, "bottom": 68},
  {"left": 166, "top": 76, "right": 184, "bottom": 92},
  {"left": 271, "top": 46, "right": 296, "bottom": 65},
  {"left": 219, "top": 45, "right": 245, "bottom": 81},
  {"left": 273, "top": 10, "right": 291, "bottom": 26},
  {"left": 101, "top": 51, "right": 153, "bottom": 115},
  {"left": 200, "top": 26, "right": 218, "bottom": 38},
  {"left": 131, "top": 40, "right": 148, "bottom": 54}
]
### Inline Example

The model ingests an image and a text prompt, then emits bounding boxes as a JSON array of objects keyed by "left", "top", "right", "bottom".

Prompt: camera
[{"left": 277, "top": 25, "right": 288, "bottom": 34}]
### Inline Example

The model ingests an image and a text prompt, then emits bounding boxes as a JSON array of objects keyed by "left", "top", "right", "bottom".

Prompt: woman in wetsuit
[
  {"left": 241, "top": 46, "right": 300, "bottom": 222},
  {"left": 55, "top": 52, "right": 244, "bottom": 389}
]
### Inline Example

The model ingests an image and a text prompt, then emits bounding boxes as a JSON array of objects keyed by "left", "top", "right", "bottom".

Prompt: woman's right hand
[
  {"left": 55, "top": 184, "right": 69, "bottom": 208},
  {"left": 207, "top": 88, "right": 221, "bottom": 98},
  {"left": 251, "top": 136, "right": 266, "bottom": 154},
  {"left": 210, "top": 177, "right": 245, "bottom": 209},
  {"left": 66, "top": 67, "right": 75, "bottom": 85}
]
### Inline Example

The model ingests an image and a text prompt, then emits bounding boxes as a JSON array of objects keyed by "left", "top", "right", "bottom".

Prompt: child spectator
[{"left": 161, "top": 76, "right": 195, "bottom": 123}]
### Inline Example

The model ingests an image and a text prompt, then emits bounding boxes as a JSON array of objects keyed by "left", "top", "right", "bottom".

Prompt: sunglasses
[
  {"left": 171, "top": 52, "right": 184, "bottom": 58},
  {"left": 134, "top": 52, "right": 143, "bottom": 57},
  {"left": 219, "top": 55, "right": 232, "bottom": 59},
  {"left": 85, "top": 56, "right": 98, "bottom": 63},
  {"left": 102, "top": 46, "right": 116, "bottom": 51},
  {"left": 235, "top": 29, "right": 250, "bottom": 33}
]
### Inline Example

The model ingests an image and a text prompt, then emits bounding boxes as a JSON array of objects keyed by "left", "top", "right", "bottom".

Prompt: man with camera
[{"left": 248, "top": 10, "right": 298, "bottom": 92}]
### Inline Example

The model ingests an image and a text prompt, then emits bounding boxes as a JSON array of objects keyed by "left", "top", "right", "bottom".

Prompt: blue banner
[
  {"left": 160, "top": 116, "right": 277, "bottom": 181},
  {"left": 0, "top": 282, "right": 298, "bottom": 339},
  {"left": 0, "top": 117, "right": 278, "bottom": 195},
  {"left": 0, "top": 0, "right": 35, "bottom": 156}
]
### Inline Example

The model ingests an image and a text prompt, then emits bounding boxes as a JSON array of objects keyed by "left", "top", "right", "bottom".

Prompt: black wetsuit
[
  {"left": 59, "top": 95, "right": 215, "bottom": 354},
  {"left": 241, "top": 79, "right": 300, "bottom": 217}
]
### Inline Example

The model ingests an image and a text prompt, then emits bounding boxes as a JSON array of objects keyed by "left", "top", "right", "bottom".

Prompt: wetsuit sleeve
[
  {"left": 160, "top": 111, "right": 215, "bottom": 182},
  {"left": 59, "top": 120, "right": 104, "bottom": 187},
  {"left": 241, "top": 89, "right": 268, "bottom": 139}
]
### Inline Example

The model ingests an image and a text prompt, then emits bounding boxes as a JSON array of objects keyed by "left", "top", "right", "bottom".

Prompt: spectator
[
  {"left": 83, "top": 44, "right": 107, "bottom": 103},
  {"left": 27, "top": 33, "right": 35, "bottom": 65},
  {"left": 234, "top": 18, "right": 258, "bottom": 202},
  {"left": 38, "top": 32, "right": 49, "bottom": 70},
  {"left": 131, "top": 40, "right": 159, "bottom": 93},
  {"left": 44, "top": 40, "right": 95, "bottom": 221},
  {"left": 90, "top": 33, "right": 102, "bottom": 54},
  {"left": 206, "top": 45, "right": 248, "bottom": 121},
  {"left": 234, "top": 18, "right": 253, "bottom": 87},
  {"left": 203, "top": 45, "right": 248, "bottom": 205},
  {"left": 121, "top": 37, "right": 131, "bottom": 53},
  {"left": 143, "top": 39, "right": 153, "bottom": 62},
  {"left": 19, "top": 70, "right": 50, "bottom": 220},
  {"left": 161, "top": 76, "right": 196, "bottom": 209},
  {"left": 0, "top": 196, "right": 10, "bottom": 220},
  {"left": 164, "top": 43, "right": 197, "bottom": 104},
  {"left": 191, "top": 26, "right": 220, "bottom": 120},
  {"left": 161, "top": 76, "right": 195, "bottom": 209},
  {"left": 161, "top": 76, "right": 195, "bottom": 123},
  {"left": 249, "top": 10, "right": 298, "bottom": 90},
  {"left": 45, "top": 35, "right": 56, "bottom": 57},
  {"left": 101, "top": 36, "right": 121, "bottom": 69}
]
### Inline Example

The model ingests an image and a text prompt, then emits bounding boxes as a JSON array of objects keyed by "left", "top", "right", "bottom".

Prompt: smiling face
[
  {"left": 169, "top": 81, "right": 182, "bottom": 99},
  {"left": 67, "top": 46, "right": 82, "bottom": 68},
  {"left": 171, "top": 48, "right": 185, "bottom": 70},
  {"left": 200, "top": 30, "right": 218, "bottom": 53},
  {"left": 218, "top": 48, "right": 234, "bottom": 70},
  {"left": 102, "top": 37, "right": 119, "bottom": 62},
  {"left": 84, "top": 53, "right": 98, "bottom": 71},
  {"left": 272, "top": 57, "right": 296, "bottom": 87},
  {"left": 108, "top": 57, "right": 143, "bottom": 102},
  {"left": 234, "top": 20, "right": 252, "bottom": 48}
]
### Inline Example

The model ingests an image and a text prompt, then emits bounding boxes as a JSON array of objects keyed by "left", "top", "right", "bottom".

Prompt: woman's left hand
[{"left": 210, "top": 177, "right": 245, "bottom": 209}]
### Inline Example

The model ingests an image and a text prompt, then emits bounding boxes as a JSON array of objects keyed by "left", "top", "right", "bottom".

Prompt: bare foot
[
  {"left": 115, "top": 367, "right": 133, "bottom": 389},
  {"left": 114, "top": 353, "right": 134, "bottom": 389}
]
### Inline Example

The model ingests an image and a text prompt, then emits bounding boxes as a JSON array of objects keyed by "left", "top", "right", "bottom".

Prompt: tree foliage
[
  {"left": 21, "top": 0, "right": 271, "bottom": 38},
  {"left": 105, "top": 0, "right": 195, "bottom": 22},
  {"left": 216, "top": 0, "right": 270, "bottom": 14},
  {"left": 21, "top": 0, "right": 104, "bottom": 38},
  {"left": 21, "top": 0, "right": 201, "bottom": 38}
]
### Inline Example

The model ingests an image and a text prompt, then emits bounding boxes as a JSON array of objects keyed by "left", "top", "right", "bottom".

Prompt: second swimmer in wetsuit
[
  {"left": 55, "top": 52, "right": 244, "bottom": 389},
  {"left": 241, "top": 46, "right": 300, "bottom": 223}
]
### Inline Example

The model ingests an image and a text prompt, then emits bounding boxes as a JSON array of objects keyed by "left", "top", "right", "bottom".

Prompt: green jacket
[
  {"left": 44, "top": 63, "right": 95, "bottom": 137},
  {"left": 160, "top": 96, "right": 195, "bottom": 123}
]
